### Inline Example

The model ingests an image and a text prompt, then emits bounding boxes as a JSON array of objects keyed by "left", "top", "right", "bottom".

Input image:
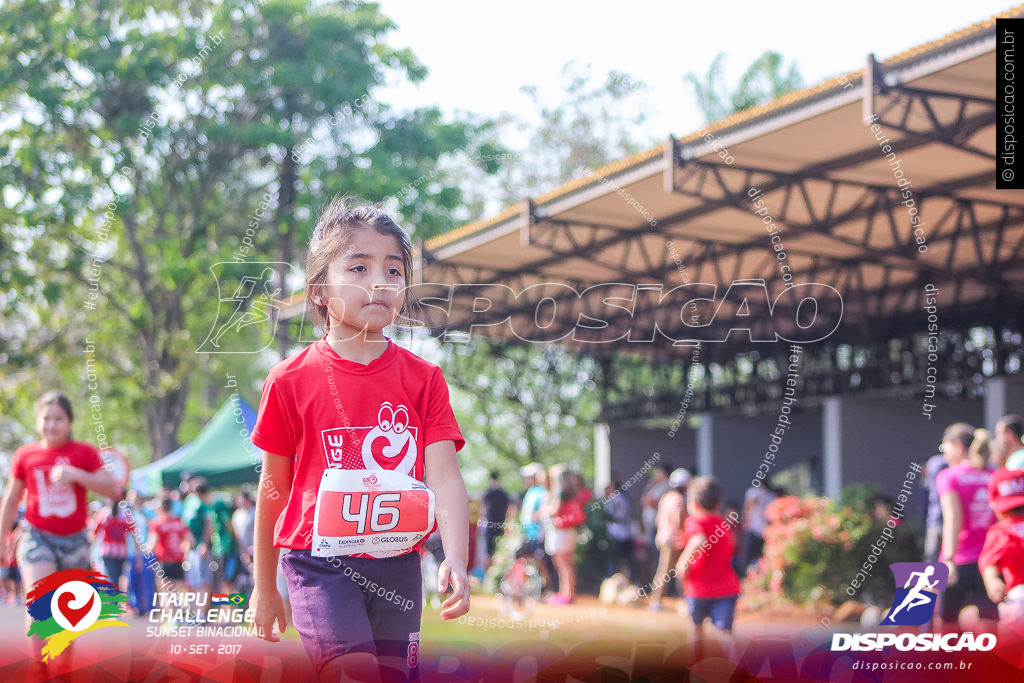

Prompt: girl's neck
[
  {"left": 42, "top": 437, "right": 69, "bottom": 449},
  {"left": 324, "top": 329, "right": 390, "bottom": 366}
]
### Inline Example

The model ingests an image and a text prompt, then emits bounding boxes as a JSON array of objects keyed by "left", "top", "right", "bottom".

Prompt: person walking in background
[
  {"left": 937, "top": 423, "right": 999, "bottom": 633},
  {"left": 149, "top": 497, "right": 189, "bottom": 594},
  {"left": 182, "top": 483, "right": 214, "bottom": 595},
  {"left": 482, "top": 471, "right": 510, "bottom": 569},
  {"left": 210, "top": 497, "right": 240, "bottom": 594},
  {"left": 997, "top": 415, "right": 1024, "bottom": 469},
  {"left": 721, "top": 500, "right": 743, "bottom": 575},
  {"left": 232, "top": 490, "right": 256, "bottom": 595},
  {"left": 649, "top": 468, "right": 690, "bottom": 611},
  {"left": 518, "top": 464, "right": 557, "bottom": 593},
  {"left": 545, "top": 465, "right": 584, "bottom": 605},
  {"left": 677, "top": 476, "right": 741, "bottom": 651},
  {"left": 641, "top": 464, "right": 672, "bottom": 551},
  {"left": 741, "top": 481, "right": 778, "bottom": 574},
  {"left": 602, "top": 478, "right": 635, "bottom": 580},
  {"left": 91, "top": 498, "right": 137, "bottom": 590},
  {"left": 571, "top": 471, "right": 593, "bottom": 507},
  {"left": 519, "top": 464, "right": 548, "bottom": 554},
  {"left": 923, "top": 451, "right": 949, "bottom": 562}
]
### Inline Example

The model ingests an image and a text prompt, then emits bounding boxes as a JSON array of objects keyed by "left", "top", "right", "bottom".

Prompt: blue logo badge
[{"left": 883, "top": 562, "right": 949, "bottom": 625}]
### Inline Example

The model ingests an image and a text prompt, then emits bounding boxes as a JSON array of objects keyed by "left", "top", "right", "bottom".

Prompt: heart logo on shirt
[{"left": 361, "top": 402, "right": 418, "bottom": 475}]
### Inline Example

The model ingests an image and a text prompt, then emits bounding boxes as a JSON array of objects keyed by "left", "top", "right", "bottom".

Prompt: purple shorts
[{"left": 281, "top": 550, "right": 423, "bottom": 680}]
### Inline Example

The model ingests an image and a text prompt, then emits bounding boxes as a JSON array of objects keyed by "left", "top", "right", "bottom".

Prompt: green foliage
[
  {"left": 742, "top": 489, "right": 922, "bottom": 611},
  {"left": 443, "top": 340, "right": 601, "bottom": 480},
  {"left": 0, "top": 0, "right": 499, "bottom": 461},
  {"left": 686, "top": 50, "right": 804, "bottom": 124}
]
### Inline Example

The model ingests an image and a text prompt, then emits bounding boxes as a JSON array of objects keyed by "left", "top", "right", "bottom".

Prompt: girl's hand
[
  {"left": 945, "top": 561, "right": 959, "bottom": 587},
  {"left": 50, "top": 464, "right": 79, "bottom": 485},
  {"left": 251, "top": 584, "right": 287, "bottom": 642},
  {"left": 0, "top": 538, "right": 9, "bottom": 566},
  {"left": 985, "top": 576, "right": 1007, "bottom": 604},
  {"left": 437, "top": 558, "right": 470, "bottom": 620}
]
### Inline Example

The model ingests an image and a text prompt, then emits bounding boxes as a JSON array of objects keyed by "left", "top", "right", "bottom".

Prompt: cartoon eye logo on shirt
[{"left": 362, "top": 402, "right": 417, "bottom": 474}]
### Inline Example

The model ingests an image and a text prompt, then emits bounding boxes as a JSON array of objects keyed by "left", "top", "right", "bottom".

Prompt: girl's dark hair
[
  {"left": 305, "top": 196, "right": 414, "bottom": 332},
  {"left": 558, "top": 470, "right": 577, "bottom": 503},
  {"left": 36, "top": 391, "right": 74, "bottom": 422}
]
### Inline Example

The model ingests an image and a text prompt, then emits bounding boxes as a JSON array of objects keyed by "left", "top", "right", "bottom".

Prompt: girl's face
[
  {"left": 36, "top": 404, "right": 71, "bottom": 447},
  {"left": 321, "top": 228, "right": 406, "bottom": 340}
]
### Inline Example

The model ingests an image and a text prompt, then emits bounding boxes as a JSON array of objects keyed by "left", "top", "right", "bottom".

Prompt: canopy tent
[
  {"left": 131, "top": 397, "right": 260, "bottom": 494},
  {"left": 130, "top": 442, "right": 191, "bottom": 496}
]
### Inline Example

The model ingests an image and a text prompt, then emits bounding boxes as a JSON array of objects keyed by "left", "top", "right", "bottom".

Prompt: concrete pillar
[
  {"left": 986, "top": 377, "right": 1008, "bottom": 432},
  {"left": 696, "top": 414, "right": 714, "bottom": 477},
  {"left": 823, "top": 397, "right": 843, "bottom": 500},
  {"left": 985, "top": 377, "right": 1024, "bottom": 431},
  {"left": 594, "top": 422, "right": 611, "bottom": 494}
]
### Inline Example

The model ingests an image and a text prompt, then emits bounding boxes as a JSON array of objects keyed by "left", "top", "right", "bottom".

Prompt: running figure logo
[{"left": 883, "top": 562, "right": 949, "bottom": 625}]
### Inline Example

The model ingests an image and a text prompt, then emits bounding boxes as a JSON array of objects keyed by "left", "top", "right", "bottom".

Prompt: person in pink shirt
[
  {"left": 936, "top": 423, "right": 998, "bottom": 633},
  {"left": 648, "top": 468, "right": 690, "bottom": 611}
]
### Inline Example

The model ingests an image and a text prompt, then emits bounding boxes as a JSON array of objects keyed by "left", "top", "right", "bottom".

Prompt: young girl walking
[
  {"left": 0, "top": 392, "right": 119, "bottom": 675},
  {"left": 250, "top": 199, "right": 470, "bottom": 682}
]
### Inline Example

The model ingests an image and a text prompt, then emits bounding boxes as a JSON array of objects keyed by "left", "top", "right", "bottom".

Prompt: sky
[{"left": 374, "top": 0, "right": 1015, "bottom": 145}]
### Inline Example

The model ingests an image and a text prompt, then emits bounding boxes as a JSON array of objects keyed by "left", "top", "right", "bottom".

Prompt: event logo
[
  {"left": 26, "top": 569, "right": 129, "bottom": 661},
  {"left": 883, "top": 562, "right": 948, "bottom": 626}
]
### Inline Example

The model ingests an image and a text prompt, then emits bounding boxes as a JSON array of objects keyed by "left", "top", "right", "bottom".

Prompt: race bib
[{"left": 312, "top": 468, "right": 435, "bottom": 558}]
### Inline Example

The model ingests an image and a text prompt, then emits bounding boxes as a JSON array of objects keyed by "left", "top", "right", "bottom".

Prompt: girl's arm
[
  {"left": 425, "top": 440, "right": 470, "bottom": 620},
  {"left": 677, "top": 532, "right": 706, "bottom": 576},
  {"left": 982, "top": 565, "right": 1006, "bottom": 604},
  {"left": 52, "top": 464, "right": 120, "bottom": 499},
  {"left": 252, "top": 452, "right": 293, "bottom": 642},
  {"left": 0, "top": 478, "right": 25, "bottom": 565},
  {"left": 939, "top": 490, "right": 963, "bottom": 582}
]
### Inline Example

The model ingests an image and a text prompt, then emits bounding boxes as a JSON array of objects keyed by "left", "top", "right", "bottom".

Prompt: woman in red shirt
[{"left": 0, "top": 393, "right": 119, "bottom": 600}]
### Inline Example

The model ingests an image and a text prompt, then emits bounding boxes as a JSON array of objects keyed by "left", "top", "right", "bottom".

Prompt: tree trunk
[
  {"left": 275, "top": 147, "right": 298, "bottom": 360},
  {"left": 144, "top": 290, "right": 189, "bottom": 462}
]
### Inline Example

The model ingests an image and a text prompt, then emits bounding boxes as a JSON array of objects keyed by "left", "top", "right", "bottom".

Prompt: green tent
[{"left": 153, "top": 397, "right": 262, "bottom": 490}]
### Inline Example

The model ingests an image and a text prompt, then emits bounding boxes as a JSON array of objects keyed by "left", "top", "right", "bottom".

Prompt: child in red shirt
[
  {"left": 677, "top": 476, "right": 741, "bottom": 640},
  {"left": 980, "top": 467, "right": 1024, "bottom": 627},
  {"left": 249, "top": 200, "right": 469, "bottom": 682},
  {"left": 148, "top": 497, "right": 189, "bottom": 592},
  {"left": 91, "top": 499, "right": 137, "bottom": 590}
]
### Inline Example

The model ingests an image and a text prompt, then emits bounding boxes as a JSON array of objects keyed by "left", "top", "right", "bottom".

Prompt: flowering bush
[{"left": 740, "top": 486, "right": 921, "bottom": 611}]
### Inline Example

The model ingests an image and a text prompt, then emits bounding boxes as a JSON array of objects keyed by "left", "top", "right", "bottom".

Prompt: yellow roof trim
[{"left": 424, "top": 6, "right": 1022, "bottom": 253}]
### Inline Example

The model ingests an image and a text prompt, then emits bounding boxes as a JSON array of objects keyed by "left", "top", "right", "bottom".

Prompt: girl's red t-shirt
[
  {"left": 251, "top": 338, "right": 464, "bottom": 550},
  {"left": 12, "top": 440, "right": 104, "bottom": 536}
]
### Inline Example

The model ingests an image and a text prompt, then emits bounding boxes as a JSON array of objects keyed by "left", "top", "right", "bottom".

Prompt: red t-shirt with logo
[
  {"left": 979, "top": 518, "right": 1024, "bottom": 591},
  {"left": 12, "top": 440, "right": 104, "bottom": 536},
  {"left": 251, "top": 338, "right": 465, "bottom": 551},
  {"left": 150, "top": 514, "right": 189, "bottom": 563},
  {"left": 93, "top": 509, "right": 135, "bottom": 558},
  {"left": 682, "top": 513, "right": 741, "bottom": 599}
]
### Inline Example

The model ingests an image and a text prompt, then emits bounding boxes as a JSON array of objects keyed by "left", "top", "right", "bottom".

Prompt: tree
[
  {"left": 0, "top": 0, "right": 500, "bottom": 461},
  {"left": 443, "top": 340, "right": 600, "bottom": 478},
  {"left": 686, "top": 50, "right": 804, "bottom": 123}
]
